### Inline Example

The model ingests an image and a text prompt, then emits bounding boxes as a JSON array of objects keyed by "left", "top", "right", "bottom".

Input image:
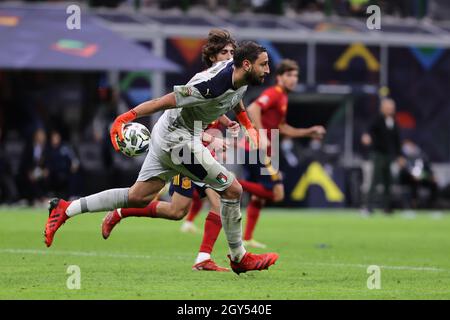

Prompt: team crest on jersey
[
  {"left": 180, "top": 86, "right": 193, "bottom": 97},
  {"left": 181, "top": 177, "right": 192, "bottom": 189},
  {"left": 216, "top": 172, "right": 228, "bottom": 185}
]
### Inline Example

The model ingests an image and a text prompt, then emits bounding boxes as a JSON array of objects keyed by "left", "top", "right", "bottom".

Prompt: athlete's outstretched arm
[
  {"left": 110, "top": 93, "right": 177, "bottom": 151},
  {"left": 133, "top": 93, "right": 177, "bottom": 117},
  {"left": 279, "top": 123, "right": 326, "bottom": 139},
  {"left": 245, "top": 101, "right": 264, "bottom": 131},
  {"left": 241, "top": 100, "right": 273, "bottom": 150}
]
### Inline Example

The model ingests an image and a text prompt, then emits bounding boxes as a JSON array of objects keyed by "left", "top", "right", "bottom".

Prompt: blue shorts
[
  {"left": 169, "top": 174, "right": 208, "bottom": 199},
  {"left": 242, "top": 156, "right": 283, "bottom": 190}
]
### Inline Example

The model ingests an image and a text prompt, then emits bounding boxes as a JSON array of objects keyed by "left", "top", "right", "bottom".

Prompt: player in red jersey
[
  {"left": 102, "top": 29, "right": 249, "bottom": 271},
  {"left": 239, "top": 59, "right": 326, "bottom": 248}
]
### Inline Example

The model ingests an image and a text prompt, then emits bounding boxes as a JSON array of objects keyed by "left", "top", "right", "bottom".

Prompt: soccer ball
[{"left": 116, "top": 122, "right": 151, "bottom": 157}]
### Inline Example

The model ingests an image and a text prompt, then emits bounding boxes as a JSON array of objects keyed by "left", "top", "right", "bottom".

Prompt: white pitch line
[
  {"left": 1, "top": 248, "right": 449, "bottom": 272},
  {"left": 299, "top": 262, "right": 448, "bottom": 272},
  {"left": 0, "top": 248, "right": 191, "bottom": 261}
]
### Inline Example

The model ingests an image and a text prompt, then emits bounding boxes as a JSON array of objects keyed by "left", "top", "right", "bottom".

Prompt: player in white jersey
[
  {"left": 136, "top": 58, "right": 247, "bottom": 186},
  {"left": 101, "top": 29, "right": 239, "bottom": 272},
  {"left": 44, "top": 41, "right": 279, "bottom": 274}
]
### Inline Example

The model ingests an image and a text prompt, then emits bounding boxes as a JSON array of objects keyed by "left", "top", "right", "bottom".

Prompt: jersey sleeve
[
  {"left": 254, "top": 88, "right": 278, "bottom": 111},
  {"left": 173, "top": 85, "right": 209, "bottom": 109}
]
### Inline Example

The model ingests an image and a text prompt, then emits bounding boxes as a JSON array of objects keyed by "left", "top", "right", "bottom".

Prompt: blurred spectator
[
  {"left": 428, "top": 0, "right": 450, "bottom": 20},
  {"left": 91, "top": 87, "right": 124, "bottom": 169},
  {"left": 382, "top": 0, "right": 428, "bottom": 18},
  {"left": 46, "top": 130, "right": 81, "bottom": 200},
  {"left": 281, "top": 137, "right": 299, "bottom": 167},
  {"left": 298, "top": 0, "right": 325, "bottom": 12},
  {"left": 398, "top": 139, "right": 438, "bottom": 209},
  {"left": 0, "top": 127, "right": 19, "bottom": 204},
  {"left": 361, "top": 98, "right": 405, "bottom": 214},
  {"left": 251, "top": 0, "right": 285, "bottom": 14},
  {"left": 325, "top": 0, "right": 428, "bottom": 17},
  {"left": 18, "top": 128, "right": 49, "bottom": 206},
  {"left": 347, "top": 0, "right": 370, "bottom": 17}
]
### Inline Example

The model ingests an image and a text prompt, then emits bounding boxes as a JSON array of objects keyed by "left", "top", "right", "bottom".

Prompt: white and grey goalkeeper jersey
[{"left": 151, "top": 59, "right": 248, "bottom": 152}]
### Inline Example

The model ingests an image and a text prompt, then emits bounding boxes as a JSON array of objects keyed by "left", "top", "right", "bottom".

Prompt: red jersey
[
  {"left": 239, "top": 85, "right": 288, "bottom": 152},
  {"left": 254, "top": 85, "right": 288, "bottom": 142}
]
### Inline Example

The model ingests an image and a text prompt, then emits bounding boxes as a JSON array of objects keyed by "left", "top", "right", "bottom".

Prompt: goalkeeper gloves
[{"left": 110, "top": 109, "right": 137, "bottom": 151}]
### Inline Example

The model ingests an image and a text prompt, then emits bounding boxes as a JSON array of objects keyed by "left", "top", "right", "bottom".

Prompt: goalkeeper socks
[
  {"left": 66, "top": 188, "right": 129, "bottom": 217},
  {"left": 238, "top": 179, "right": 274, "bottom": 201},
  {"left": 244, "top": 199, "right": 262, "bottom": 241},
  {"left": 220, "top": 198, "right": 246, "bottom": 262},
  {"left": 199, "top": 211, "right": 222, "bottom": 255},
  {"left": 186, "top": 191, "right": 203, "bottom": 222},
  {"left": 120, "top": 201, "right": 159, "bottom": 218}
]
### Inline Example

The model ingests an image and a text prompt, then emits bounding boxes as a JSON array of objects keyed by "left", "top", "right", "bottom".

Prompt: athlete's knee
[
  {"left": 169, "top": 212, "right": 185, "bottom": 221},
  {"left": 167, "top": 204, "right": 189, "bottom": 220},
  {"left": 128, "top": 179, "right": 164, "bottom": 207},
  {"left": 222, "top": 180, "right": 242, "bottom": 200}
]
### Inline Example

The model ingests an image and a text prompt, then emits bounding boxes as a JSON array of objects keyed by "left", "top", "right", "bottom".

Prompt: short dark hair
[
  {"left": 233, "top": 41, "right": 267, "bottom": 68},
  {"left": 201, "top": 29, "right": 237, "bottom": 68},
  {"left": 276, "top": 59, "right": 299, "bottom": 76}
]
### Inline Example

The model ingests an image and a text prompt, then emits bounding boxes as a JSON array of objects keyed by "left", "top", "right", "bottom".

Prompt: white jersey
[{"left": 151, "top": 59, "right": 247, "bottom": 152}]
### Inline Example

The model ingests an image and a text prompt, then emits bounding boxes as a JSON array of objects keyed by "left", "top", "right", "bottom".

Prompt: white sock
[
  {"left": 66, "top": 188, "right": 129, "bottom": 217},
  {"left": 195, "top": 252, "right": 211, "bottom": 264},
  {"left": 220, "top": 198, "right": 246, "bottom": 263},
  {"left": 183, "top": 221, "right": 194, "bottom": 227},
  {"left": 66, "top": 200, "right": 82, "bottom": 217}
]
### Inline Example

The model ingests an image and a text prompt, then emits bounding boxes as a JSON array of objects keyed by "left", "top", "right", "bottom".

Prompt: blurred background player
[
  {"left": 361, "top": 98, "right": 405, "bottom": 214},
  {"left": 0, "top": 125, "right": 19, "bottom": 205},
  {"left": 18, "top": 127, "right": 49, "bottom": 207},
  {"left": 46, "top": 130, "right": 81, "bottom": 200},
  {"left": 238, "top": 59, "right": 326, "bottom": 248},
  {"left": 398, "top": 139, "right": 439, "bottom": 210},
  {"left": 102, "top": 29, "right": 241, "bottom": 272}
]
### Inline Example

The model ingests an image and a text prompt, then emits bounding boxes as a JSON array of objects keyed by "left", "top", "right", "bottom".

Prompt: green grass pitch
[{"left": 0, "top": 208, "right": 449, "bottom": 299}]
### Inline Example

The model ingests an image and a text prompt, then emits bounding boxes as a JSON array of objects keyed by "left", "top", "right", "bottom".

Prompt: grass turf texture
[{"left": 0, "top": 208, "right": 449, "bottom": 299}]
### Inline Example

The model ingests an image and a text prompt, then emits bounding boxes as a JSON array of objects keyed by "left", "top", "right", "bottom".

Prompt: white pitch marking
[
  {"left": 0, "top": 248, "right": 190, "bottom": 261},
  {"left": 299, "top": 262, "right": 448, "bottom": 272},
  {"left": 1, "top": 248, "right": 449, "bottom": 272}
]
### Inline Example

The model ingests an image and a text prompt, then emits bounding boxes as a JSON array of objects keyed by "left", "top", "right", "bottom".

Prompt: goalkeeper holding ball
[{"left": 44, "top": 39, "right": 278, "bottom": 274}]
